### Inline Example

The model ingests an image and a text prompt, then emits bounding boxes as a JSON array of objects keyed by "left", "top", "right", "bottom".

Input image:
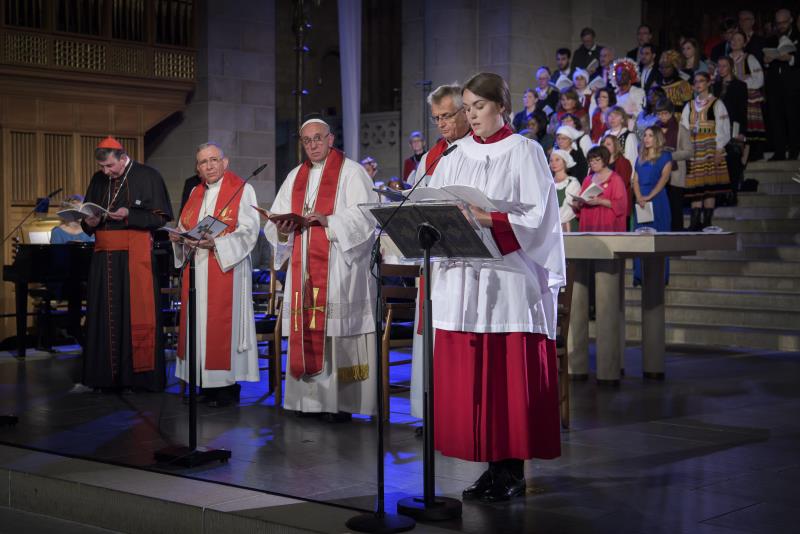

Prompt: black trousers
[
  {"left": 766, "top": 70, "right": 800, "bottom": 157},
  {"left": 667, "top": 184, "right": 685, "bottom": 231}
]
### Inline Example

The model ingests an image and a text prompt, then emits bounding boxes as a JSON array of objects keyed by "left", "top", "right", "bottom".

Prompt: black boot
[
  {"left": 207, "top": 383, "right": 241, "bottom": 408},
  {"left": 688, "top": 208, "right": 702, "bottom": 231},
  {"left": 480, "top": 459, "right": 526, "bottom": 502},
  {"left": 701, "top": 208, "right": 714, "bottom": 229},
  {"left": 462, "top": 463, "right": 495, "bottom": 500}
]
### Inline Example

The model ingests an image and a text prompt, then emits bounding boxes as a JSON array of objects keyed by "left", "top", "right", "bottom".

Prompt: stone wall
[{"left": 146, "top": 0, "right": 277, "bottom": 213}]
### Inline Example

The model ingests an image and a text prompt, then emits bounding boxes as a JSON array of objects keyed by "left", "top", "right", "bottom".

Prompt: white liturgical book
[
  {"left": 635, "top": 201, "right": 655, "bottom": 224},
  {"left": 56, "top": 202, "right": 109, "bottom": 223},
  {"left": 161, "top": 215, "right": 227, "bottom": 241},
  {"left": 404, "top": 185, "right": 533, "bottom": 213}
]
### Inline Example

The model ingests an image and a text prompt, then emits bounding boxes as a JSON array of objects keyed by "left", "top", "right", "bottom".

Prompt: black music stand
[
  {"left": 154, "top": 246, "right": 231, "bottom": 467},
  {"left": 367, "top": 202, "right": 499, "bottom": 522}
]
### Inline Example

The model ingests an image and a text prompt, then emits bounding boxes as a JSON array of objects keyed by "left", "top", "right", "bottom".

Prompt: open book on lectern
[
  {"left": 361, "top": 201, "right": 502, "bottom": 261},
  {"left": 403, "top": 185, "right": 534, "bottom": 214}
]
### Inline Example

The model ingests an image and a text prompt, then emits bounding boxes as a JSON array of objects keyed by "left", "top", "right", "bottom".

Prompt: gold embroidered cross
[
  {"left": 292, "top": 291, "right": 303, "bottom": 331},
  {"left": 304, "top": 287, "right": 325, "bottom": 329}
]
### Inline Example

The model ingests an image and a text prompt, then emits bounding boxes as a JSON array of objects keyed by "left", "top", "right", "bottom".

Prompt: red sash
[
  {"left": 177, "top": 170, "right": 244, "bottom": 370},
  {"left": 94, "top": 230, "right": 156, "bottom": 373},
  {"left": 288, "top": 149, "right": 344, "bottom": 379},
  {"left": 421, "top": 138, "right": 448, "bottom": 177}
]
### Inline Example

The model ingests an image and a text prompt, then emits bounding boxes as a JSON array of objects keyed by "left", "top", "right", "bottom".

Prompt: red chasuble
[
  {"left": 288, "top": 149, "right": 344, "bottom": 379},
  {"left": 177, "top": 171, "right": 244, "bottom": 370}
]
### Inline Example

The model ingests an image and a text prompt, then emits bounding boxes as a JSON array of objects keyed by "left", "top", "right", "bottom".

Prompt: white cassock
[
  {"left": 173, "top": 180, "right": 260, "bottom": 387},
  {"left": 427, "top": 134, "right": 565, "bottom": 338},
  {"left": 407, "top": 135, "right": 468, "bottom": 418},
  {"left": 266, "top": 156, "right": 379, "bottom": 415}
]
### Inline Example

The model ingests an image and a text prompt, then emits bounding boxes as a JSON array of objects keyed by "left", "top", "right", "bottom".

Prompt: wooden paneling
[
  {"left": 43, "top": 133, "right": 73, "bottom": 197},
  {"left": 10, "top": 131, "right": 36, "bottom": 202},
  {"left": 77, "top": 102, "right": 110, "bottom": 131},
  {"left": 42, "top": 100, "right": 76, "bottom": 129},
  {"left": 113, "top": 105, "right": 140, "bottom": 133},
  {"left": 3, "top": 96, "right": 37, "bottom": 125}
]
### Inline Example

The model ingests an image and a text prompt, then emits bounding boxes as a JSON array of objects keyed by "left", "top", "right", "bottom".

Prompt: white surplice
[
  {"left": 265, "top": 156, "right": 379, "bottom": 415},
  {"left": 173, "top": 180, "right": 260, "bottom": 388},
  {"left": 426, "top": 133, "right": 565, "bottom": 338}
]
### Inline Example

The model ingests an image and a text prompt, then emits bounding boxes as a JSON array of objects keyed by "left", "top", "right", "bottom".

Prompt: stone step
[
  {"left": 698, "top": 245, "right": 800, "bottom": 262},
  {"left": 624, "top": 271, "right": 800, "bottom": 291},
  {"left": 747, "top": 170, "right": 800, "bottom": 180},
  {"left": 623, "top": 302, "right": 799, "bottom": 330},
  {"left": 590, "top": 320, "right": 800, "bottom": 352},
  {"left": 756, "top": 180, "right": 800, "bottom": 194},
  {"left": 735, "top": 193, "right": 798, "bottom": 207},
  {"left": 747, "top": 159, "right": 800, "bottom": 171},
  {"left": 736, "top": 231, "right": 800, "bottom": 247},
  {"left": 705, "top": 218, "right": 800, "bottom": 233},
  {"left": 624, "top": 287, "right": 800, "bottom": 311},
  {"left": 714, "top": 205, "right": 800, "bottom": 219},
  {"left": 669, "top": 257, "right": 800, "bottom": 276}
]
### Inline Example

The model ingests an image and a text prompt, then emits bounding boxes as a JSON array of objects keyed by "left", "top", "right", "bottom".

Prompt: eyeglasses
[
  {"left": 197, "top": 156, "right": 223, "bottom": 167},
  {"left": 430, "top": 109, "right": 462, "bottom": 125},
  {"left": 300, "top": 133, "right": 330, "bottom": 146}
]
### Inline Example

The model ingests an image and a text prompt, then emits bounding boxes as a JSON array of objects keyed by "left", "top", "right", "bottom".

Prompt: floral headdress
[{"left": 610, "top": 57, "right": 640, "bottom": 88}]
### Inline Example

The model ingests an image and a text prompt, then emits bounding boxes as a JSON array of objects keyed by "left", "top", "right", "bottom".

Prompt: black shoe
[
  {"left": 479, "top": 471, "right": 526, "bottom": 503},
  {"left": 207, "top": 384, "right": 241, "bottom": 408},
  {"left": 414, "top": 426, "right": 424, "bottom": 437},
  {"left": 462, "top": 470, "right": 493, "bottom": 500},
  {"left": 688, "top": 208, "right": 702, "bottom": 231}
]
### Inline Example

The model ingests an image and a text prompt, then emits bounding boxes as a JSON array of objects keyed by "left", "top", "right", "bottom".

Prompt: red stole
[
  {"left": 178, "top": 170, "right": 244, "bottom": 370},
  {"left": 288, "top": 149, "right": 345, "bottom": 379},
  {"left": 421, "top": 138, "right": 449, "bottom": 177}
]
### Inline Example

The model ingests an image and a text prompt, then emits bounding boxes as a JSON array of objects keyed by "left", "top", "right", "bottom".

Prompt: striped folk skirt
[{"left": 686, "top": 126, "right": 731, "bottom": 199}]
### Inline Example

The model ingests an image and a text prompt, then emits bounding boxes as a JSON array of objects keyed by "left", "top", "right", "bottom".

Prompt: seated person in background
[
  {"left": 50, "top": 195, "right": 95, "bottom": 244},
  {"left": 550, "top": 149, "right": 582, "bottom": 232},
  {"left": 559, "top": 113, "right": 592, "bottom": 157},
  {"left": 361, "top": 156, "right": 378, "bottom": 181},
  {"left": 402, "top": 132, "right": 426, "bottom": 181},
  {"left": 555, "top": 125, "right": 589, "bottom": 181}
]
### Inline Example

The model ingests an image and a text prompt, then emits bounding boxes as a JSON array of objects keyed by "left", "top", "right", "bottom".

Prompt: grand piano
[{"left": 3, "top": 243, "right": 94, "bottom": 358}]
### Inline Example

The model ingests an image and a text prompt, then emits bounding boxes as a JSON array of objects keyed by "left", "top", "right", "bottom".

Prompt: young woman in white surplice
[
  {"left": 426, "top": 73, "right": 565, "bottom": 503},
  {"left": 265, "top": 119, "right": 378, "bottom": 416}
]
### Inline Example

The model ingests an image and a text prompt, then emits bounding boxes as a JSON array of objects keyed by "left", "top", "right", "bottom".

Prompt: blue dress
[
  {"left": 50, "top": 225, "right": 94, "bottom": 244},
  {"left": 633, "top": 151, "right": 672, "bottom": 286}
]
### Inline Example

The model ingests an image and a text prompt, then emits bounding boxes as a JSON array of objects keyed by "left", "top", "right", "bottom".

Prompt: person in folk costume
[
  {"left": 426, "top": 72, "right": 565, "bottom": 502},
  {"left": 170, "top": 143, "right": 260, "bottom": 407},
  {"left": 555, "top": 124, "right": 589, "bottom": 182},
  {"left": 655, "top": 100, "right": 693, "bottom": 231},
  {"left": 402, "top": 131, "right": 426, "bottom": 182},
  {"left": 728, "top": 30, "right": 767, "bottom": 163},
  {"left": 265, "top": 118, "right": 378, "bottom": 420},
  {"left": 603, "top": 105, "right": 639, "bottom": 167},
  {"left": 611, "top": 57, "right": 646, "bottom": 132},
  {"left": 534, "top": 66, "right": 560, "bottom": 120},
  {"left": 81, "top": 136, "right": 173, "bottom": 391},
  {"left": 573, "top": 68, "right": 593, "bottom": 115},
  {"left": 550, "top": 149, "right": 582, "bottom": 232},
  {"left": 681, "top": 71, "right": 732, "bottom": 230},
  {"left": 658, "top": 50, "right": 694, "bottom": 120},
  {"left": 713, "top": 56, "right": 749, "bottom": 198},
  {"left": 408, "top": 83, "right": 472, "bottom": 420}
]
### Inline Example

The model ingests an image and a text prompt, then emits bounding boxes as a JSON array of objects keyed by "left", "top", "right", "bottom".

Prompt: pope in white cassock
[
  {"left": 265, "top": 118, "right": 378, "bottom": 418},
  {"left": 171, "top": 142, "right": 260, "bottom": 407}
]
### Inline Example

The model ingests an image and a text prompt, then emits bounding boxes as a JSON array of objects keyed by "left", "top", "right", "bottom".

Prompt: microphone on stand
[
  {"left": 370, "top": 144, "right": 459, "bottom": 269},
  {"left": 46, "top": 187, "right": 64, "bottom": 199},
  {"left": 214, "top": 163, "right": 268, "bottom": 217},
  {"left": 2, "top": 188, "right": 66, "bottom": 244}
]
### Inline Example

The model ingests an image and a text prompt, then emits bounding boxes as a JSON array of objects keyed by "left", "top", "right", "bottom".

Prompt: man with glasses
[
  {"left": 264, "top": 118, "right": 378, "bottom": 421},
  {"left": 407, "top": 84, "right": 471, "bottom": 420},
  {"left": 80, "top": 136, "right": 173, "bottom": 392},
  {"left": 170, "top": 142, "right": 261, "bottom": 407},
  {"left": 402, "top": 131, "right": 427, "bottom": 181},
  {"left": 764, "top": 8, "right": 800, "bottom": 160}
]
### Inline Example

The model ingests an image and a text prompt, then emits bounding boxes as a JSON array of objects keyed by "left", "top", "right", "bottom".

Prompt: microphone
[
  {"left": 214, "top": 162, "right": 268, "bottom": 218},
  {"left": 47, "top": 187, "right": 63, "bottom": 198},
  {"left": 370, "top": 143, "right": 458, "bottom": 269}
]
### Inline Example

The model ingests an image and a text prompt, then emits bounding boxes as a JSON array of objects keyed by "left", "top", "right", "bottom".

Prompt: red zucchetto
[{"left": 97, "top": 136, "right": 124, "bottom": 150}]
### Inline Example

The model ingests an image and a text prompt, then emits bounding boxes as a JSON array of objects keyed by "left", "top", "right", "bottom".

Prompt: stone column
[{"left": 146, "top": 0, "right": 277, "bottom": 214}]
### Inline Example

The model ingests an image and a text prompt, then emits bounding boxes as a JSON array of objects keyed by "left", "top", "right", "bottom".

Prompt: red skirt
[{"left": 433, "top": 329, "right": 561, "bottom": 462}]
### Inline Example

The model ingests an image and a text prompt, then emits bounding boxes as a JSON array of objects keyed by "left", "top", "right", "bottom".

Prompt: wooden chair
[
  {"left": 255, "top": 265, "right": 285, "bottom": 406},
  {"left": 379, "top": 263, "right": 420, "bottom": 421},
  {"left": 556, "top": 260, "right": 576, "bottom": 429}
]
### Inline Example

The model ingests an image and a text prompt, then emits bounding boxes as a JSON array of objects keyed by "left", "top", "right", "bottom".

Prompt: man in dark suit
[
  {"left": 180, "top": 175, "right": 201, "bottom": 212},
  {"left": 764, "top": 8, "right": 800, "bottom": 160},
  {"left": 638, "top": 44, "right": 661, "bottom": 91},
  {"left": 711, "top": 19, "right": 737, "bottom": 62},
  {"left": 571, "top": 27, "right": 602, "bottom": 71},
  {"left": 627, "top": 24, "right": 658, "bottom": 61},
  {"left": 739, "top": 9, "right": 766, "bottom": 64}
]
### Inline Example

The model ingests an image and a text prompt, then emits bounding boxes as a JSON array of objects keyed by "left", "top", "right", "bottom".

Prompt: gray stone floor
[{"left": 1, "top": 344, "right": 798, "bottom": 534}]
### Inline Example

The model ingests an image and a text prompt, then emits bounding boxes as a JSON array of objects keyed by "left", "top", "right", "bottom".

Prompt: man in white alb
[
  {"left": 265, "top": 118, "right": 378, "bottom": 419},
  {"left": 171, "top": 142, "right": 260, "bottom": 407}
]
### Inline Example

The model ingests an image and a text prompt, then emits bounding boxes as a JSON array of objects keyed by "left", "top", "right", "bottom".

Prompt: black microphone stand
[
  {"left": 347, "top": 145, "right": 458, "bottom": 533},
  {"left": 154, "top": 163, "right": 265, "bottom": 468},
  {"left": 2, "top": 188, "right": 63, "bottom": 245}
]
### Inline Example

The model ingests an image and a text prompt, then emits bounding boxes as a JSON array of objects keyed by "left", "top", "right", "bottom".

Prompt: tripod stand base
[
  {"left": 397, "top": 495, "right": 462, "bottom": 521},
  {"left": 153, "top": 445, "right": 231, "bottom": 467},
  {"left": 0, "top": 415, "right": 18, "bottom": 426},
  {"left": 346, "top": 512, "right": 416, "bottom": 533}
]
